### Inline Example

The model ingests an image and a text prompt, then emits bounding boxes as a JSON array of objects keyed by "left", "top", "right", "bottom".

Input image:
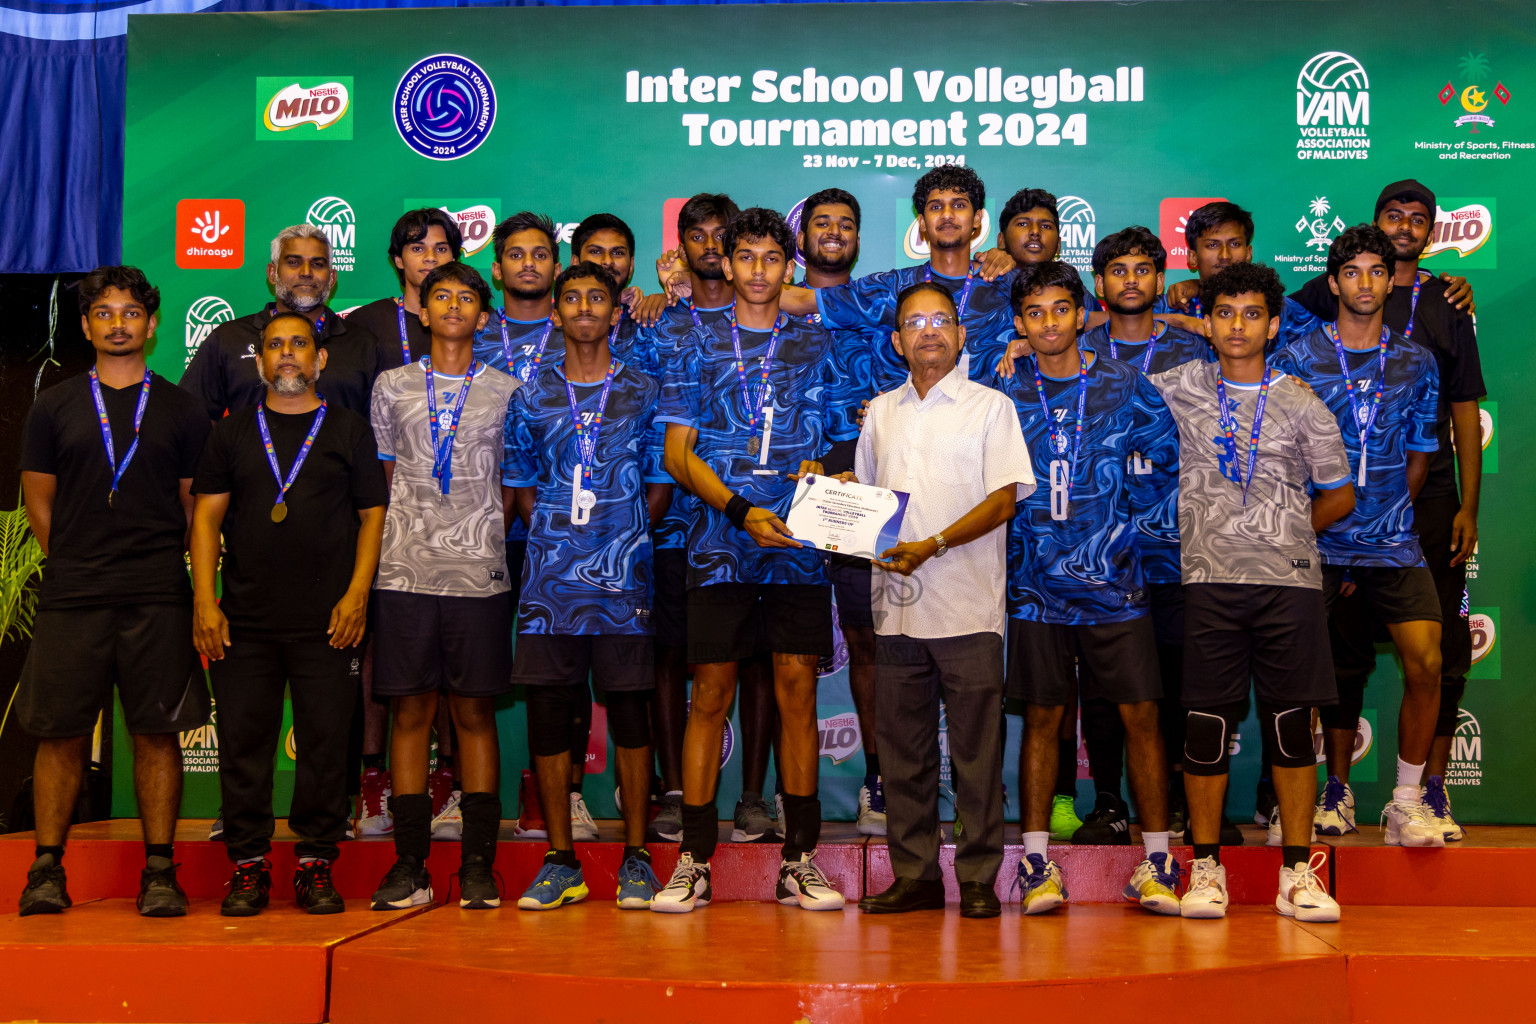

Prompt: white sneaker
[
  {"left": 1180, "top": 856, "right": 1229, "bottom": 919},
  {"left": 430, "top": 790, "right": 463, "bottom": 841},
  {"left": 775, "top": 852, "right": 846, "bottom": 911},
  {"left": 1382, "top": 793, "right": 1446, "bottom": 848},
  {"left": 1266, "top": 806, "right": 1318, "bottom": 847},
  {"left": 1313, "top": 776, "right": 1358, "bottom": 836},
  {"left": 1422, "top": 776, "right": 1464, "bottom": 842},
  {"left": 649, "top": 853, "right": 712, "bottom": 914},
  {"left": 1277, "top": 851, "right": 1340, "bottom": 922},
  {"left": 856, "top": 779, "right": 887, "bottom": 837},
  {"left": 570, "top": 793, "right": 600, "bottom": 842}
]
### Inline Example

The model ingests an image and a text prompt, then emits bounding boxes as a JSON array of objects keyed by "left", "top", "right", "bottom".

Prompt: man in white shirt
[{"left": 850, "top": 281, "right": 1036, "bottom": 919}]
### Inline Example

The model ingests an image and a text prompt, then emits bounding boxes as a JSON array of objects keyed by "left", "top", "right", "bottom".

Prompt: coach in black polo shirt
[
  {"left": 191, "top": 312, "right": 387, "bottom": 916},
  {"left": 181, "top": 223, "right": 381, "bottom": 420}
]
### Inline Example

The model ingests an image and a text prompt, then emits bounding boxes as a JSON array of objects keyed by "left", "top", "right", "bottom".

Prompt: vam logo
[
  {"left": 306, "top": 196, "right": 356, "bottom": 272},
  {"left": 1447, "top": 708, "right": 1482, "bottom": 785},
  {"left": 255, "top": 78, "right": 354, "bottom": 140},
  {"left": 185, "top": 296, "right": 235, "bottom": 367},
  {"left": 1295, "top": 52, "right": 1370, "bottom": 160},
  {"left": 1057, "top": 195, "right": 1096, "bottom": 271}
]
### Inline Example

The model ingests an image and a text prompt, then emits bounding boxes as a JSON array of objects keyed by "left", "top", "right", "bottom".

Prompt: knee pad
[
  {"left": 526, "top": 686, "right": 576, "bottom": 758},
  {"left": 604, "top": 690, "right": 653, "bottom": 750},
  {"left": 1436, "top": 679, "right": 1467, "bottom": 737},
  {"left": 1183, "top": 703, "right": 1242, "bottom": 777},
  {"left": 1261, "top": 703, "right": 1316, "bottom": 769}
]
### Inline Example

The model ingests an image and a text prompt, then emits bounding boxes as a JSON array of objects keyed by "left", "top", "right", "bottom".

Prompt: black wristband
[{"left": 725, "top": 494, "right": 754, "bottom": 531}]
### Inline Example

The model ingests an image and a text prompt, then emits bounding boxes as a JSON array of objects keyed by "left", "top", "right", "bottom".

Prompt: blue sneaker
[
  {"left": 1313, "top": 775, "right": 1358, "bottom": 836},
  {"left": 1123, "top": 852, "right": 1181, "bottom": 916},
  {"left": 615, "top": 855, "right": 661, "bottom": 909},
  {"left": 1015, "top": 852, "right": 1067, "bottom": 916},
  {"left": 1423, "top": 775, "right": 1464, "bottom": 841},
  {"left": 516, "top": 858, "right": 588, "bottom": 911}
]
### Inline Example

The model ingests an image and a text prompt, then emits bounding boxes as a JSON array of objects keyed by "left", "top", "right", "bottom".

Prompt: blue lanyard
[
  {"left": 687, "top": 300, "right": 703, "bottom": 329},
  {"left": 265, "top": 304, "right": 324, "bottom": 339},
  {"left": 564, "top": 359, "right": 619, "bottom": 495},
  {"left": 394, "top": 298, "right": 412, "bottom": 364},
  {"left": 89, "top": 367, "right": 151, "bottom": 508},
  {"left": 1214, "top": 369, "right": 1272, "bottom": 505},
  {"left": 1109, "top": 320, "right": 1167, "bottom": 373},
  {"left": 1325, "top": 322, "right": 1389, "bottom": 489},
  {"left": 422, "top": 356, "right": 480, "bottom": 496},
  {"left": 924, "top": 264, "right": 976, "bottom": 320},
  {"left": 1032, "top": 352, "right": 1088, "bottom": 513},
  {"left": 729, "top": 310, "right": 786, "bottom": 431},
  {"left": 257, "top": 399, "right": 327, "bottom": 521},
  {"left": 1402, "top": 271, "right": 1425, "bottom": 341},
  {"left": 500, "top": 312, "right": 554, "bottom": 383}
]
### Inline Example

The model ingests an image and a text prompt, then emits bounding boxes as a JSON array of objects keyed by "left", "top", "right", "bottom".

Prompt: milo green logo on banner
[{"left": 256, "top": 77, "right": 354, "bottom": 139}]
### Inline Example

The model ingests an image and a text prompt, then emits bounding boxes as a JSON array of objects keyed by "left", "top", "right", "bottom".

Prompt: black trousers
[
  {"left": 1414, "top": 492, "right": 1472, "bottom": 684},
  {"left": 875, "top": 632, "right": 1004, "bottom": 886},
  {"left": 211, "top": 637, "right": 360, "bottom": 863}
]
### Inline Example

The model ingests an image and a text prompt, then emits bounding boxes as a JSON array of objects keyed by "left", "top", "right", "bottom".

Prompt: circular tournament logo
[{"left": 394, "top": 54, "right": 497, "bottom": 161}]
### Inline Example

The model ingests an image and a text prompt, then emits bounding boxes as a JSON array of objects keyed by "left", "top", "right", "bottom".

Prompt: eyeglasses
[{"left": 899, "top": 314, "right": 957, "bottom": 332}]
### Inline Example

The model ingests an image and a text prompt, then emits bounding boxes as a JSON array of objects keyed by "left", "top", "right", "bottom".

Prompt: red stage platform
[{"left": 2, "top": 821, "right": 1533, "bottom": 1022}]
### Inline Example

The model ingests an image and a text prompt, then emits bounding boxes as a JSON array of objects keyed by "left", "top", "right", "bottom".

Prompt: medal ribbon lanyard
[
  {"left": 258, "top": 400, "right": 327, "bottom": 522},
  {"left": 1032, "top": 353, "right": 1088, "bottom": 517},
  {"left": 500, "top": 311, "right": 555, "bottom": 383},
  {"left": 1109, "top": 320, "right": 1167, "bottom": 374},
  {"left": 395, "top": 298, "right": 412, "bottom": 364},
  {"left": 729, "top": 309, "right": 785, "bottom": 468},
  {"left": 423, "top": 356, "right": 481, "bottom": 497},
  {"left": 1402, "top": 271, "right": 1425, "bottom": 342},
  {"left": 1325, "top": 322, "right": 1389, "bottom": 489},
  {"left": 565, "top": 359, "right": 619, "bottom": 526},
  {"left": 1214, "top": 369, "right": 1272, "bottom": 506},
  {"left": 89, "top": 367, "right": 151, "bottom": 508},
  {"left": 923, "top": 264, "right": 976, "bottom": 320}
]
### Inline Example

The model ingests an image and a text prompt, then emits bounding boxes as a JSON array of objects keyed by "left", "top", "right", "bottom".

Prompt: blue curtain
[{"left": 0, "top": 0, "right": 883, "bottom": 273}]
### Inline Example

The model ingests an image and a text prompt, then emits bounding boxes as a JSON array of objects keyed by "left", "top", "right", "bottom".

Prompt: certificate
[{"left": 784, "top": 475, "right": 909, "bottom": 560}]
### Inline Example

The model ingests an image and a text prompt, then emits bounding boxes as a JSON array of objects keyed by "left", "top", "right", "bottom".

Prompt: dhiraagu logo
[{"left": 256, "top": 78, "right": 354, "bottom": 140}]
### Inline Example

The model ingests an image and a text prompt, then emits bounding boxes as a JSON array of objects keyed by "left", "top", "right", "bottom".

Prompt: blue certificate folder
[{"left": 787, "top": 475, "right": 910, "bottom": 561}]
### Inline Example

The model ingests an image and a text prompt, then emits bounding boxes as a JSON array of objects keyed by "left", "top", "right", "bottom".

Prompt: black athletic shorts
[
  {"left": 1322, "top": 565, "right": 1442, "bottom": 624},
  {"left": 1147, "top": 581, "right": 1186, "bottom": 648},
  {"left": 1006, "top": 616, "right": 1161, "bottom": 705},
  {"left": 652, "top": 549, "right": 688, "bottom": 648},
  {"left": 372, "top": 590, "right": 513, "bottom": 698},
  {"left": 687, "top": 582, "right": 833, "bottom": 665},
  {"left": 1183, "top": 583, "right": 1336, "bottom": 709},
  {"left": 830, "top": 555, "right": 874, "bottom": 631},
  {"left": 17, "top": 603, "right": 208, "bottom": 738},
  {"left": 512, "top": 633, "right": 655, "bottom": 692}
]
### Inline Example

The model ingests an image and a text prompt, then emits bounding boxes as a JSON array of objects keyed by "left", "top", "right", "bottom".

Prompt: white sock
[
  {"left": 1396, "top": 756, "right": 1426, "bottom": 799},
  {"left": 1142, "top": 831, "right": 1170, "bottom": 858},
  {"left": 665, "top": 789, "right": 682, "bottom": 798},
  {"left": 1023, "top": 831, "right": 1050, "bottom": 859}
]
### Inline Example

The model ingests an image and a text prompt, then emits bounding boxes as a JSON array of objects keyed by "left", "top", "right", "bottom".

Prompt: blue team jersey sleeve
[
  {"left": 1127, "top": 375, "right": 1182, "bottom": 552},
  {"left": 815, "top": 270, "right": 898, "bottom": 332},
  {"left": 1408, "top": 355, "right": 1441, "bottom": 453},
  {"left": 502, "top": 388, "right": 538, "bottom": 488},
  {"left": 657, "top": 330, "right": 703, "bottom": 428},
  {"left": 1275, "top": 297, "right": 1322, "bottom": 355}
]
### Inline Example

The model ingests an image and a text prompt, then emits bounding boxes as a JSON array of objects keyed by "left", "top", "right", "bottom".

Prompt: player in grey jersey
[{"left": 1150, "top": 262, "right": 1353, "bottom": 924}]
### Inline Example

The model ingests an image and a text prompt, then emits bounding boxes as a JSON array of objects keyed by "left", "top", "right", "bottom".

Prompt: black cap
[{"left": 1375, "top": 179, "right": 1436, "bottom": 219}]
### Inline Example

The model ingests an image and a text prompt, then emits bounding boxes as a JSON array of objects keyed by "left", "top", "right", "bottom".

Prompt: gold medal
[
  {"left": 271, "top": 502, "right": 288, "bottom": 523},
  {"left": 747, "top": 435, "right": 761, "bottom": 457}
]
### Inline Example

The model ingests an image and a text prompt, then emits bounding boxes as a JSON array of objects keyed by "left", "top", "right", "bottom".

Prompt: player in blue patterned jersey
[
  {"left": 504, "top": 263, "right": 672, "bottom": 910},
  {"left": 985, "top": 261, "right": 1181, "bottom": 918},
  {"left": 777, "top": 166, "right": 1017, "bottom": 390},
  {"left": 569, "top": 213, "right": 668, "bottom": 378},
  {"left": 652, "top": 208, "right": 843, "bottom": 914},
  {"left": 1163, "top": 201, "right": 1321, "bottom": 354},
  {"left": 1270, "top": 225, "right": 1446, "bottom": 849},
  {"left": 1076, "top": 225, "right": 1214, "bottom": 844}
]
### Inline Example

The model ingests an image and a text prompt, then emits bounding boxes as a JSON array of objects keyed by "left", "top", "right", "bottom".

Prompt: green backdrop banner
[{"left": 116, "top": 1, "right": 1529, "bottom": 824}]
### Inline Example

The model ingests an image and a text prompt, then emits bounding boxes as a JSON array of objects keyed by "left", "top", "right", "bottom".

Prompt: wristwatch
[{"left": 931, "top": 533, "right": 948, "bottom": 558}]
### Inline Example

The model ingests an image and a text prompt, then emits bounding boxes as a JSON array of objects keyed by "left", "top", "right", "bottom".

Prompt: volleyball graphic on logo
[
  {"left": 395, "top": 54, "right": 498, "bottom": 161},
  {"left": 1297, "top": 51, "right": 1369, "bottom": 97}
]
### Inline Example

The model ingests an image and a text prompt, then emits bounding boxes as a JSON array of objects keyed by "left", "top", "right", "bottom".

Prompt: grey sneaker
[
  {"left": 650, "top": 793, "right": 683, "bottom": 843},
  {"left": 137, "top": 858, "right": 188, "bottom": 917},
  {"left": 19, "top": 854, "right": 71, "bottom": 916},
  {"left": 732, "top": 795, "right": 777, "bottom": 843}
]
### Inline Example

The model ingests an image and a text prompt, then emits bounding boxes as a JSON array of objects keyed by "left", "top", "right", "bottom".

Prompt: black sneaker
[
  {"left": 208, "top": 814, "right": 224, "bottom": 841},
  {"left": 295, "top": 860, "right": 345, "bottom": 914},
  {"left": 371, "top": 855, "right": 431, "bottom": 911},
  {"left": 1168, "top": 805, "right": 1188, "bottom": 842},
  {"left": 19, "top": 854, "right": 71, "bottom": 916},
  {"left": 1254, "top": 780, "right": 1279, "bottom": 827},
  {"left": 457, "top": 856, "right": 501, "bottom": 909},
  {"left": 1070, "top": 793, "right": 1132, "bottom": 845},
  {"left": 137, "top": 859, "right": 188, "bottom": 917},
  {"left": 1219, "top": 814, "right": 1244, "bottom": 846},
  {"left": 222, "top": 860, "right": 271, "bottom": 917}
]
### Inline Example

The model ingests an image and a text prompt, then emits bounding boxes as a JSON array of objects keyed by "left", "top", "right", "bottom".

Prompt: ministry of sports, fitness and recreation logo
[
  {"left": 1295, "top": 51, "right": 1370, "bottom": 160},
  {"left": 1057, "top": 195, "right": 1096, "bottom": 272},
  {"left": 1274, "top": 195, "right": 1345, "bottom": 279},
  {"left": 255, "top": 78, "right": 353, "bottom": 140},
  {"left": 306, "top": 196, "right": 356, "bottom": 272},
  {"left": 1439, "top": 53, "right": 1509, "bottom": 134},
  {"left": 394, "top": 54, "right": 497, "bottom": 161},
  {"left": 817, "top": 712, "right": 863, "bottom": 765},
  {"left": 1447, "top": 708, "right": 1483, "bottom": 785},
  {"left": 1422, "top": 199, "right": 1496, "bottom": 270},
  {"left": 184, "top": 296, "right": 234, "bottom": 367}
]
